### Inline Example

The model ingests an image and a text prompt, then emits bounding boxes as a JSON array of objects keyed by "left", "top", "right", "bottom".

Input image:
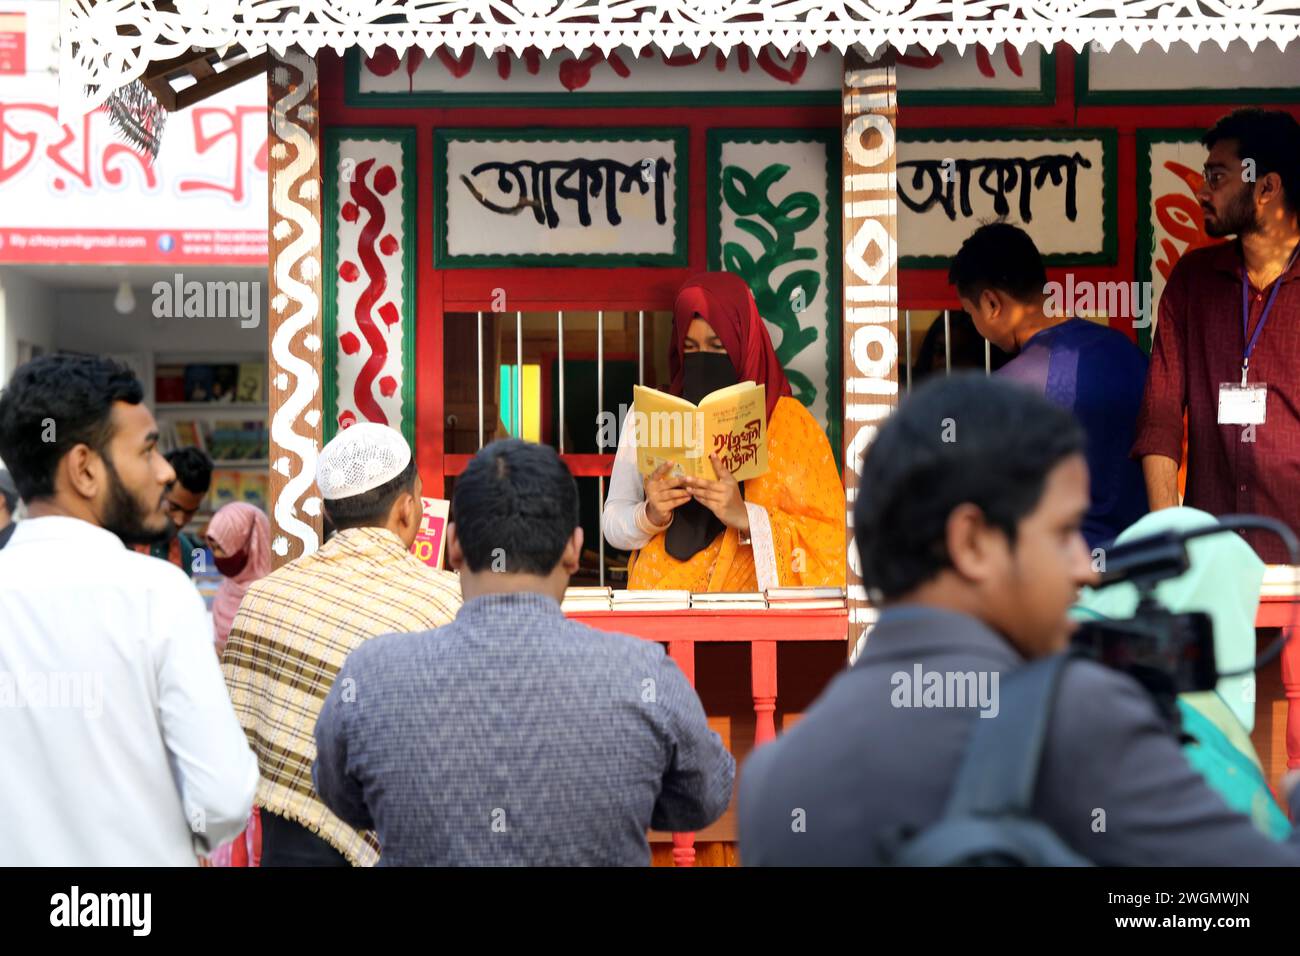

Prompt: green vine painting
[{"left": 720, "top": 161, "right": 822, "bottom": 407}]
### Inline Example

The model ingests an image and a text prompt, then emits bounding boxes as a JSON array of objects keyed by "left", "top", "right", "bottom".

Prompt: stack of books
[
  {"left": 561, "top": 586, "right": 613, "bottom": 613},
  {"left": 1261, "top": 565, "right": 1300, "bottom": 598},
  {"left": 611, "top": 589, "right": 692, "bottom": 611},
  {"left": 764, "top": 586, "right": 848, "bottom": 610},
  {"left": 690, "top": 591, "right": 767, "bottom": 611}
]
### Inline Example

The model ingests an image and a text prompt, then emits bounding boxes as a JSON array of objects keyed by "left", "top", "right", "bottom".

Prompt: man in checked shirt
[
  {"left": 1134, "top": 108, "right": 1300, "bottom": 563},
  {"left": 314, "top": 439, "right": 735, "bottom": 866}
]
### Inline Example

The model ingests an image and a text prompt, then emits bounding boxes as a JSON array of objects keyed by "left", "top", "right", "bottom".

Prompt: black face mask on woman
[
  {"left": 666, "top": 351, "right": 740, "bottom": 562},
  {"left": 214, "top": 549, "right": 249, "bottom": 578}
]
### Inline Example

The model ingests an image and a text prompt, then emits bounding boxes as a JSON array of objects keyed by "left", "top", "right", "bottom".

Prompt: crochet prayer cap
[{"left": 315, "top": 423, "right": 412, "bottom": 500}]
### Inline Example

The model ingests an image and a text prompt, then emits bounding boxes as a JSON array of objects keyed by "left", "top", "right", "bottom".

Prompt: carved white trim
[{"left": 59, "top": 0, "right": 1300, "bottom": 119}]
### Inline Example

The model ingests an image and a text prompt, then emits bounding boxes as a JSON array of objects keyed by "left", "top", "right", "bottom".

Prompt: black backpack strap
[{"left": 941, "top": 650, "right": 1078, "bottom": 818}]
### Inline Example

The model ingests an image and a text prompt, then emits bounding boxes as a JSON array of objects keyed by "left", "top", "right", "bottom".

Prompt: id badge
[{"left": 1218, "top": 383, "right": 1267, "bottom": 425}]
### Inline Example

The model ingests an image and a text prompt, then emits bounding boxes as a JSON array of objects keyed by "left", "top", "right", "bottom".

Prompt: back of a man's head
[
  {"left": 854, "top": 374, "right": 1089, "bottom": 652},
  {"left": 0, "top": 353, "right": 144, "bottom": 504},
  {"left": 166, "top": 447, "right": 213, "bottom": 496},
  {"left": 317, "top": 423, "right": 419, "bottom": 539},
  {"left": 948, "top": 222, "right": 1047, "bottom": 304},
  {"left": 451, "top": 439, "right": 579, "bottom": 577}
]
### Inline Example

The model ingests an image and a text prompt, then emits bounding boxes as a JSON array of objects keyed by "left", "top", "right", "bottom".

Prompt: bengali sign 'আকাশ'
[{"left": 437, "top": 130, "right": 686, "bottom": 266}]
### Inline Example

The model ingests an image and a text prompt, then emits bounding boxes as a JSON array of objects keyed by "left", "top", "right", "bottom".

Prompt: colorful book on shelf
[
  {"left": 631, "top": 382, "right": 768, "bottom": 482},
  {"left": 236, "top": 362, "right": 266, "bottom": 404},
  {"left": 183, "top": 364, "right": 216, "bottom": 402},
  {"left": 237, "top": 472, "right": 268, "bottom": 512},
  {"left": 210, "top": 470, "right": 241, "bottom": 510},
  {"left": 208, "top": 420, "right": 267, "bottom": 460},
  {"left": 169, "top": 420, "right": 207, "bottom": 453},
  {"left": 155, "top": 365, "right": 186, "bottom": 403},
  {"left": 211, "top": 364, "right": 239, "bottom": 403}
]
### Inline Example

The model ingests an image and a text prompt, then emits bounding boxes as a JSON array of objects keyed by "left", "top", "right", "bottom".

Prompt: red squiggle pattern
[{"left": 348, "top": 157, "right": 392, "bottom": 426}]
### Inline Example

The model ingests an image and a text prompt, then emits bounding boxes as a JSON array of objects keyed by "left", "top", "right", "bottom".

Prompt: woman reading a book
[{"left": 603, "top": 272, "right": 846, "bottom": 591}]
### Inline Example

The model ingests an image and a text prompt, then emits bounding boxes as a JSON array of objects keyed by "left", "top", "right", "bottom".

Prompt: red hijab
[{"left": 667, "top": 273, "right": 792, "bottom": 421}]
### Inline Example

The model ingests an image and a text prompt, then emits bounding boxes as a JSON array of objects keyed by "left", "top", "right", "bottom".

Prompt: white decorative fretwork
[{"left": 60, "top": 0, "right": 1300, "bottom": 120}]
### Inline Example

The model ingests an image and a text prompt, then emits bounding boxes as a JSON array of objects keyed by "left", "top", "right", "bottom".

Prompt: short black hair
[
  {"left": 948, "top": 222, "right": 1047, "bottom": 304},
  {"left": 451, "top": 439, "right": 579, "bottom": 575},
  {"left": 854, "top": 373, "right": 1085, "bottom": 602},
  {"left": 1203, "top": 109, "right": 1300, "bottom": 213},
  {"left": 0, "top": 353, "right": 144, "bottom": 502},
  {"left": 166, "top": 446, "right": 213, "bottom": 495},
  {"left": 323, "top": 455, "right": 418, "bottom": 531}
]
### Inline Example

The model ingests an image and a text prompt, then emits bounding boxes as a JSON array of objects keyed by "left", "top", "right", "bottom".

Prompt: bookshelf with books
[{"left": 152, "top": 352, "right": 270, "bottom": 533}]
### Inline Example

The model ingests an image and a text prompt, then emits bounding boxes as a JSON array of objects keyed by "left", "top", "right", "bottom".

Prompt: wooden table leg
[
  {"left": 667, "top": 641, "right": 697, "bottom": 867},
  {"left": 752, "top": 640, "right": 778, "bottom": 747},
  {"left": 1284, "top": 626, "right": 1300, "bottom": 770}
]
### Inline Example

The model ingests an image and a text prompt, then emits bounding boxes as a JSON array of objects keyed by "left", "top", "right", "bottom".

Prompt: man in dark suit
[{"left": 739, "top": 373, "right": 1300, "bottom": 865}]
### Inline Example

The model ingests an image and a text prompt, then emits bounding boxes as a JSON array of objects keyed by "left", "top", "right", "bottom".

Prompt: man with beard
[
  {"left": 1134, "top": 108, "right": 1300, "bottom": 562},
  {"left": 0, "top": 354, "right": 257, "bottom": 864}
]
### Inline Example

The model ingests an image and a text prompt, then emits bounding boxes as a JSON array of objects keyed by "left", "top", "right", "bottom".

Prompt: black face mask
[
  {"left": 681, "top": 351, "right": 738, "bottom": 405},
  {"left": 666, "top": 351, "right": 740, "bottom": 563}
]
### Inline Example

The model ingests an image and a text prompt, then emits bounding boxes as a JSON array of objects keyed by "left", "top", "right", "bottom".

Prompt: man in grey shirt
[
  {"left": 740, "top": 374, "right": 1300, "bottom": 865},
  {"left": 315, "top": 439, "right": 734, "bottom": 865}
]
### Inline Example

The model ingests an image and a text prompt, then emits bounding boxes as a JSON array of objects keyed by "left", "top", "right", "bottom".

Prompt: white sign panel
[
  {"left": 437, "top": 129, "right": 686, "bottom": 266},
  {"left": 897, "top": 133, "right": 1113, "bottom": 265},
  {"left": 0, "top": 6, "right": 266, "bottom": 265}
]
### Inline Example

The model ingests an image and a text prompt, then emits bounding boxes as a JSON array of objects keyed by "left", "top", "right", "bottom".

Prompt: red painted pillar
[
  {"left": 1284, "top": 626, "right": 1300, "bottom": 770},
  {"left": 752, "top": 640, "right": 778, "bottom": 746},
  {"left": 667, "top": 640, "right": 697, "bottom": 867}
]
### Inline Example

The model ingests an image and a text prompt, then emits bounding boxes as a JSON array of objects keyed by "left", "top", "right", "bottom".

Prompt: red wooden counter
[
  {"left": 566, "top": 607, "right": 849, "bottom": 866},
  {"left": 1255, "top": 598, "right": 1300, "bottom": 782},
  {"left": 566, "top": 601, "right": 1299, "bottom": 865}
]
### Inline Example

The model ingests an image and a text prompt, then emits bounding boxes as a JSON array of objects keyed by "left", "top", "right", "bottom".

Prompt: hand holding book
[
  {"left": 643, "top": 460, "right": 691, "bottom": 527},
  {"left": 680, "top": 453, "right": 750, "bottom": 533}
]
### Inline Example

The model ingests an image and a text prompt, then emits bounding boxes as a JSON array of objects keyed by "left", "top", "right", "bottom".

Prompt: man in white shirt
[{"left": 0, "top": 354, "right": 257, "bottom": 865}]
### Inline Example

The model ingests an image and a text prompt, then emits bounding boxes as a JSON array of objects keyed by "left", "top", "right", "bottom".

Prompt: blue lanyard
[{"left": 1240, "top": 243, "right": 1300, "bottom": 385}]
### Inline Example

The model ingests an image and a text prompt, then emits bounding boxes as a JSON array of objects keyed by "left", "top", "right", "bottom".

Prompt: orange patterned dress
[{"left": 627, "top": 396, "right": 846, "bottom": 591}]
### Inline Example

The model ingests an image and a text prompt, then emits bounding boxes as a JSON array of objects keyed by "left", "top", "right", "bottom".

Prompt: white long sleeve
[
  {"left": 603, "top": 409, "right": 655, "bottom": 551},
  {"left": 157, "top": 580, "right": 260, "bottom": 854},
  {"left": 0, "top": 515, "right": 257, "bottom": 865}
]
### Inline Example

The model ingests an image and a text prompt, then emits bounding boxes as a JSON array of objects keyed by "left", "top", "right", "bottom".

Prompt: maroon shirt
[{"left": 1133, "top": 238, "right": 1300, "bottom": 563}]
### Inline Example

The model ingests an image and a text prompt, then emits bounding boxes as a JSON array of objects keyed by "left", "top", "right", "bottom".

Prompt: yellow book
[{"left": 631, "top": 382, "right": 768, "bottom": 482}]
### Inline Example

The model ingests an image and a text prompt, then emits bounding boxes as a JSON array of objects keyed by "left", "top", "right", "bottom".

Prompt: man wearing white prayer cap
[{"left": 221, "top": 422, "right": 461, "bottom": 867}]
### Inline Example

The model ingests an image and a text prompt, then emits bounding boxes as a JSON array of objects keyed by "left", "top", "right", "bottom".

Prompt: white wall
[
  {"left": 0, "top": 268, "right": 57, "bottom": 386},
  {"left": 55, "top": 284, "right": 268, "bottom": 357}
]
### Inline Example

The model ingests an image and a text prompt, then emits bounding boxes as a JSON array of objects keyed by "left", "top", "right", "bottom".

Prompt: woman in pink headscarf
[
  {"left": 206, "top": 501, "right": 271, "bottom": 656},
  {"left": 202, "top": 501, "right": 270, "bottom": 868}
]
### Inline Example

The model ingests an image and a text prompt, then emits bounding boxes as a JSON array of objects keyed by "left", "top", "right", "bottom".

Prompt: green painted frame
[
  {"left": 896, "top": 127, "right": 1119, "bottom": 270},
  {"left": 705, "top": 127, "right": 843, "bottom": 471},
  {"left": 1133, "top": 128, "right": 1207, "bottom": 354},
  {"left": 322, "top": 126, "right": 419, "bottom": 450},
  {"left": 346, "top": 46, "right": 1054, "bottom": 109},
  {"left": 433, "top": 126, "right": 690, "bottom": 269},
  {"left": 1076, "top": 47, "right": 1300, "bottom": 105}
]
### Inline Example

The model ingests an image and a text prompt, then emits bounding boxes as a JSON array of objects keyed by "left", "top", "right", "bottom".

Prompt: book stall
[{"left": 65, "top": 0, "right": 1300, "bottom": 865}]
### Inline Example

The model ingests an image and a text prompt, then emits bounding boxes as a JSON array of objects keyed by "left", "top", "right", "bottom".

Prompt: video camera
[{"left": 1071, "top": 515, "right": 1299, "bottom": 725}]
